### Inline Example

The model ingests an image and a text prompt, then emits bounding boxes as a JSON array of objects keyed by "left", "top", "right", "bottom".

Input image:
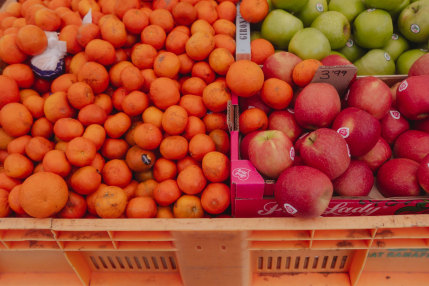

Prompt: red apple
[
  {"left": 268, "top": 110, "right": 302, "bottom": 143},
  {"left": 300, "top": 128, "right": 350, "bottom": 179},
  {"left": 347, "top": 76, "right": 392, "bottom": 120},
  {"left": 333, "top": 161, "right": 374, "bottom": 197},
  {"left": 274, "top": 165, "right": 333, "bottom": 217},
  {"left": 393, "top": 130, "right": 429, "bottom": 162},
  {"left": 262, "top": 51, "right": 302, "bottom": 86},
  {"left": 332, "top": 107, "right": 381, "bottom": 156},
  {"left": 294, "top": 83, "right": 341, "bottom": 129},
  {"left": 380, "top": 109, "right": 410, "bottom": 144},
  {"left": 248, "top": 130, "right": 294, "bottom": 178},
  {"left": 239, "top": 93, "right": 271, "bottom": 114},
  {"left": 357, "top": 137, "right": 392, "bottom": 172},
  {"left": 321, "top": 54, "right": 353, "bottom": 66},
  {"left": 376, "top": 158, "right": 421, "bottom": 197},
  {"left": 417, "top": 154, "right": 429, "bottom": 193},
  {"left": 390, "top": 82, "right": 400, "bottom": 108},
  {"left": 294, "top": 131, "right": 310, "bottom": 154},
  {"left": 414, "top": 118, "right": 429, "bottom": 133},
  {"left": 396, "top": 75, "right": 429, "bottom": 120},
  {"left": 408, "top": 53, "right": 429, "bottom": 76},
  {"left": 239, "top": 131, "right": 258, "bottom": 160}
]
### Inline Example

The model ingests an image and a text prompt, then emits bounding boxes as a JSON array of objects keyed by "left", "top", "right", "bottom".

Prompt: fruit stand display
[{"left": 0, "top": 0, "right": 429, "bottom": 285}]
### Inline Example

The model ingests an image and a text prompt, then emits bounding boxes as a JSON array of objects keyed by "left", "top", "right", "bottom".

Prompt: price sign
[
  {"left": 311, "top": 65, "right": 357, "bottom": 96},
  {"left": 235, "top": 3, "right": 251, "bottom": 61}
]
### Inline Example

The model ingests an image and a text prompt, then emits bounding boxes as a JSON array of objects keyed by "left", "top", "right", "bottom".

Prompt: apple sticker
[
  {"left": 337, "top": 127, "right": 350, "bottom": 138},
  {"left": 398, "top": 80, "right": 408, "bottom": 92},
  {"left": 287, "top": 108, "right": 294, "bottom": 114},
  {"left": 346, "top": 39, "right": 353, "bottom": 48},
  {"left": 384, "top": 52, "right": 391, "bottom": 61},
  {"left": 283, "top": 203, "right": 298, "bottom": 215},
  {"left": 367, "top": 8, "right": 375, "bottom": 12},
  {"left": 391, "top": 34, "right": 399, "bottom": 40},
  {"left": 411, "top": 24, "right": 420, "bottom": 34},
  {"left": 290, "top": 147, "right": 295, "bottom": 161},
  {"left": 390, "top": 110, "right": 401, "bottom": 120},
  {"left": 316, "top": 3, "right": 324, "bottom": 12}
]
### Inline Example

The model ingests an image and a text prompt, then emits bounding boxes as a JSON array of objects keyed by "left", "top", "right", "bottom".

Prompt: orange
[
  {"left": 141, "top": 24, "right": 166, "bottom": 50},
  {"left": 191, "top": 61, "right": 215, "bottom": 84},
  {"left": 292, "top": 59, "right": 323, "bottom": 87},
  {"left": 260, "top": 78, "right": 293, "bottom": 110},
  {"left": 177, "top": 156, "right": 199, "bottom": 172},
  {"left": 100, "top": 15, "right": 127, "bottom": 48},
  {"left": 102, "top": 159, "right": 132, "bottom": 188},
  {"left": 109, "top": 61, "right": 133, "bottom": 87},
  {"left": 226, "top": 60, "right": 264, "bottom": 97},
  {"left": 0, "top": 128, "right": 14, "bottom": 151},
  {"left": 126, "top": 196, "right": 157, "bottom": 218},
  {"left": 239, "top": 107, "right": 268, "bottom": 135},
  {"left": 251, "top": 38, "right": 275, "bottom": 65},
  {"left": 104, "top": 112, "right": 131, "bottom": 139},
  {"left": 209, "top": 129, "right": 230, "bottom": 154},
  {"left": 8, "top": 185, "right": 26, "bottom": 216},
  {"left": 111, "top": 87, "right": 127, "bottom": 111},
  {"left": 166, "top": 30, "right": 189, "bottom": 55},
  {"left": 208, "top": 47, "right": 234, "bottom": 75},
  {"left": 123, "top": 8, "right": 148, "bottom": 35},
  {"left": 141, "top": 69, "right": 157, "bottom": 92},
  {"left": 134, "top": 169, "right": 154, "bottom": 182},
  {"left": 153, "top": 179, "right": 181, "bottom": 206},
  {"left": 157, "top": 206, "right": 174, "bottom": 218},
  {"left": 149, "top": 8, "right": 174, "bottom": 32},
  {"left": 77, "top": 61, "right": 109, "bottom": 94},
  {"left": 180, "top": 94, "right": 207, "bottom": 118},
  {"left": 125, "top": 145, "right": 156, "bottom": 172},
  {"left": 31, "top": 117, "right": 53, "bottom": 138},
  {"left": 123, "top": 180, "right": 138, "bottom": 200},
  {"left": 113, "top": 0, "right": 140, "bottom": 19},
  {"left": 42, "top": 149, "right": 71, "bottom": 177},
  {"left": 101, "top": 138, "right": 128, "bottom": 159},
  {"left": 216, "top": 1, "right": 236, "bottom": 22},
  {"left": 34, "top": 7, "right": 61, "bottom": 31},
  {"left": 0, "top": 188, "right": 11, "bottom": 217},
  {"left": 212, "top": 19, "right": 235, "bottom": 37},
  {"left": 53, "top": 118, "right": 84, "bottom": 141},
  {"left": 161, "top": 105, "right": 189, "bottom": 135},
  {"left": 90, "top": 153, "right": 105, "bottom": 173},
  {"left": 58, "top": 191, "right": 87, "bottom": 219},
  {"left": 133, "top": 123, "right": 163, "bottom": 150},
  {"left": 153, "top": 51, "right": 181, "bottom": 78},
  {"left": 0, "top": 75, "right": 20, "bottom": 108},
  {"left": 202, "top": 151, "right": 230, "bottom": 182},
  {"left": 82, "top": 124, "right": 106, "bottom": 151},
  {"left": 189, "top": 133, "right": 216, "bottom": 161},
  {"left": 186, "top": 32, "right": 215, "bottom": 61},
  {"left": 195, "top": 0, "right": 218, "bottom": 24},
  {"left": 131, "top": 43, "right": 157, "bottom": 69},
  {"left": 120, "top": 65, "right": 145, "bottom": 92},
  {"left": 142, "top": 106, "right": 163, "bottom": 128},
  {"left": 85, "top": 39, "right": 116, "bottom": 66},
  {"left": 43, "top": 91, "right": 75, "bottom": 123},
  {"left": 173, "top": 195, "right": 204, "bottom": 218},
  {"left": 68, "top": 52, "right": 88, "bottom": 75},
  {"left": 95, "top": 185, "right": 127, "bottom": 218},
  {"left": 51, "top": 74, "right": 77, "bottom": 93},
  {"left": 59, "top": 24, "right": 83, "bottom": 54},
  {"left": 182, "top": 116, "right": 206, "bottom": 140},
  {"left": 214, "top": 34, "right": 236, "bottom": 55},
  {"left": 23, "top": 95, "right": 44, "bottom": 119},
  {"left": 95, "top": 93, "right": 113, "bottom": 115},
  {"left": 70, "top": 166, "right": 102, "bottom": 195},
  {"left": 0, "top": 171, "right": 20, "bottom": 192},
  {"left": 65, "top": 137, "right": 97, "bottom": 167},
  {"left": 153, "top": 0, "right": 178, "bottom": 11},
  {"left": 77, "top": 104, "right": 108, "bottom": 126},
  {"left": 201, "top": 182, "right": 230, "bottom": 214},
  {"left": 159, "top": 136, "right": 189, "bottom": 160},
  {"left": 0, "top": 103, "right": 33, "bottom": 137},
  {"left": 76, "top": 23, "right": 100, "bottom": 47},
  {"left": 178, "top": 53, "right": 194, "bottom": 74},
  {"left": 153, "top": 158, "right": 177, "bottom": 182},
  {"left": 0, "top": 34, "right": 27, "bottom": 64},
  {"left": 202, "top": 81, "right": 231, "bottom": 112},
  {"left": 2, "top": 63, "right": 34, "bottom": 88},
  {"left": 172, "top": 1, "right": 197, "bottom": 26},
  {"left": 177, "top": 165, "right": 207, "bottom": 195},
  {"left": 7, "top": 135, "right": 31, "bottom": 155},
  {"left": 16, "top": 24, "right": 47, "bottom": 55},
  {"left": 239, "top": 0, "right": 269, "bottom": 23},
  {"left": 135, "top": 179, "right": 158, "bottom": 197},
  {"left": 4, "top": 153, "right": 33, "bottom": 179},
  {"left": 121, "top": 90, "right": 149, "bottom": 116},
  {"left": 149, "top": 77, "right": 180, "bottom": 110},
  {"left": 181, "top": 77, "right": 207, "bottom": 96},
  {"left": 24, "top": 136, "right": 54, "bottom": 162},
  {"left": 203, "top": 112, "right": 228, "bottom": 132},
  {"left": 19, "top": 172, "right": 69, "bottom": 218}
]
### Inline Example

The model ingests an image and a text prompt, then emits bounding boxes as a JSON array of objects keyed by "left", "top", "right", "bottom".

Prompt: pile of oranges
[{"left": 0, "top": 0, "right": 240, "bottom": 219}]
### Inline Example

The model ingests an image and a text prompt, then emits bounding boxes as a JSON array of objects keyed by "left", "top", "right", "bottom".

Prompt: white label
[
  {"left": 346, "top": 39, "right": 353, "bottom": 48},
  {"left": 344, "top": 89, "right": 350, "bottom": 101},
  {"left": 290, "top": 147, "right": 295, "bottom": 161},
  {"left": 367, "top": 8, "right": 375, "bottom": 12},
  {"left": 346, "top": 143, "right": 351, "bottom": 158},
  {"left": 411, "top": 24, "right": 420, "bottom": 34},
  {"left": 257, "top": 202, "right": 283, "bottom": 215},
  {"left": 390, "top": 110, "right": 401, "bottom": 120},
  {"left": 316, "top": 3, "right": 324, "bottom": 12},
  {"left": 236, "top": 4, "right": 251, "bottom": 59},
  {"left": 287, "top": 108, "right": 295, "bottom": 114},
  {"left": 384, "top": 52, "right": 391, "bottom": 61},
  {"left": 232, "top": 168, "right": 251, "bottom": 181},
  {"left": 398, "top": 80, "right": 408, "bottom": 92},
  {"left": 337, "top": 127, "right": 350, "bottom": 138},
  {"left": 283, "top": 203, "right": 298, "bottom": 215},
  {"left": 391, "top": 33, "right": 399, "bottom": 40}
]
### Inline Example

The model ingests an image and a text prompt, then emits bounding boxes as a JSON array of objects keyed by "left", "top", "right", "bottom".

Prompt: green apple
[
  {"left": 296, "top": 0, "right": 328, "bottom": 27},
  {"left": 337, "top": 36, "right": 366, "bottom": 62},
  {"left": 363, "top": 0, "right": 406, "bottom": 11},
  {"left": 353, "top": 49, "right": 396, "bottom": 75},
  {"left": 328, "top": 0, "right": 365, "bottom": 22},
  {"left": 383, "top": 33, "right": 410, "bottom": 61},
  {"left": 261, "top": 9, "right": 304, "bottom": 50},
  {"left": 353, "top": 9, "right": 394, "bottom": 49},
  {"left": 396, "top": 49, "right": 427, "bottom": 74},
  {"left": 389, "top": 0, "right": 410, "bottom": 20},
  {"left": 330, "top": 50, "right": 347, "bottom": 58},
  {"left": 271, "top": 0, "right": 309, "bottom": 13},
  {"left": 398, "top": 1, "right": 429, "bottom": 43},
  {"left": 288, "top": 27, "right": 331, "bottom": 60},
  {"left": 311, "top": 11, "right": 350, "bottom": 49}
]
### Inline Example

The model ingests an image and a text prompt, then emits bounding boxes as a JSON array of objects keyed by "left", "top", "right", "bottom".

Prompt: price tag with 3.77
[{"left": 319, "top": 69, "right": 349, "bottom": 79}]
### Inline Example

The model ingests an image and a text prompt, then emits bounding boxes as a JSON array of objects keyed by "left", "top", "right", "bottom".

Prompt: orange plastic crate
[{"left": 0, "top": 215, "right": 429, "bottom": 285}]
